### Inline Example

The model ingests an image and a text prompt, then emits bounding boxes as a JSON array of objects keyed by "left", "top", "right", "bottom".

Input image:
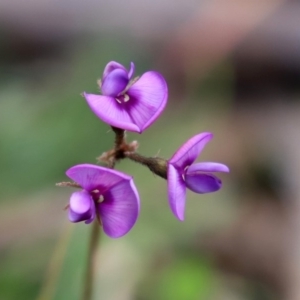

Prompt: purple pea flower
[
  {"left": 168, "top": 132, "right": 229, "bottom": 221},
  {"left": 83, "top": 61, "right": 168, "bottom": 133},
  {"left": 66, "top": 164, "right": 140, "bottom": 238}
]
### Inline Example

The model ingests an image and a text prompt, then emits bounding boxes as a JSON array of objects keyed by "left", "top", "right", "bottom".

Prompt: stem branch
[{"left": 125, "top": 152, "right": 168, "bottom": 179}]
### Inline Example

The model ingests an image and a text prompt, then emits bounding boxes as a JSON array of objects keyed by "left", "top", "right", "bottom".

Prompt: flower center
[
  {"left": 98, "top": 195, "right": 104, "bottom": 203},
  {"left": 91, "top": 190, "right": 104, "bottom": 203},
  {"left": 115, "top": 93, "right": 130, "bottom": 104}
]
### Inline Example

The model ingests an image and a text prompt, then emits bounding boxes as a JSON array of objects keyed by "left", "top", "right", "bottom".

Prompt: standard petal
[
  {"left": 187, "top": 162, "right": 230, "bottom": 174},
  {"left": 101, "top": 68, "right": 129, "bottom": 97},
  {"left": 68, "top": 190, "right": 95, "bottom": 223},
  {"left": 66, "top": 164, "right": 131, "bottom": 192},
  {"left": 83, "top": 93, "right": 140, "bottom": 132},
  {"left": 128, "top": 62, "right": 135, "bottom": 79},
  {"left": 126, "top": 71, "right": 168, "bottom": 132},
  {"left": 102, "top": 61, "right": 127, "bottom": 80},
  {"left": 97, "top": 178, "right": 140, "bottom": 238},
  {"left": 185, "top": 173, "right": 222, "bottom": 194},
  {"left": 169, "top": 133, "right": 213, "bottom": 170},
  {"left": 167, "top": 164, "right": 186, "bottom": 221}
]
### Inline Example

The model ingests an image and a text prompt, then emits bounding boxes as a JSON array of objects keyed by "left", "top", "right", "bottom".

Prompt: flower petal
[
  {"left": 169, "top": 133, "right": 213, "bottom": 170},
  {"left": 66, "top": 164, "right": 131, "bottom": 192},
  {"left": 83, "top": 93, "right": 140, "bottom": 132},
  {"left": 187, "top": 162, "right": 230, "bottom": 174},
  {"left": 102, "top": 61, "right": 127, "bottom": 80},
  {"left": 101, "top": 68, "right": 129, "bottom": 97},
  {"left": 167, "top": 164, "right": 186, "bottom": 221},
  {"left": 126, "top": 71, "right": 168, "bottom": 132},
  {"left": 97, "top": 178, "right": 140, "bottom": 238},
  {"left": 128, "top": 62, "right": 135, "bottom": 79},
  {"left": 185, "top": 173, "right": 222, "bottom": 194},
  {"left": 68, "top": 190, "right": 95, "bottom": 223}
]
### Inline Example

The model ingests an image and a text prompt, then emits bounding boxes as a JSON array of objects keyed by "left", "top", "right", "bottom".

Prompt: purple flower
[
  {"left": 168, "top": 132, "right": 229, "bottom": 221},
  {"left": 83, "top": 61, "right": 168, "bottom": 133},
  {"left": 66, "top": 164, "right": 140, "bottom": 238}
]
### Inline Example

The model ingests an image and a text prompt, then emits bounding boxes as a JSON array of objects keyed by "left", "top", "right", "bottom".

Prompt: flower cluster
[{"left": 59, "top": 61, "right": 229, "bottom": 238}]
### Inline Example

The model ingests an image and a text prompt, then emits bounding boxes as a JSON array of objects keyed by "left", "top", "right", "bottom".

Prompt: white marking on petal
[
  {"left": 124, "top": 94, "right": 130, "bottom": 102},
  {"left": 98, "top": 195, "right": 104, "bottom": 203}
]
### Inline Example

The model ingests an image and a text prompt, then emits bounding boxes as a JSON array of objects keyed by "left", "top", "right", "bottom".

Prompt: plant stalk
[{"left": 81, "top": 218, "right": 101, "bottom": 300}]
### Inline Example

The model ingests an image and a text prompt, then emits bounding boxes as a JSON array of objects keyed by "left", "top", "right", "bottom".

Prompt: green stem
[
  {"left": 36, "top": 223, "right": 73, "bottom": 300},
  {"left": 81, "top": 219, "right": 101, "bottom": 300}
]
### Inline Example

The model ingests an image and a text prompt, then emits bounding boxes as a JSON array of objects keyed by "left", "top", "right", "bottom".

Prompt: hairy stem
[
  {"left": 112, "top": 126, "right": 125, "bottom": 149},
  {"left": 56, "top": 182, "right": 81, "bottom": 188},
  {"left": 125, "top": 152, "right": 168, "bottom": 179}
]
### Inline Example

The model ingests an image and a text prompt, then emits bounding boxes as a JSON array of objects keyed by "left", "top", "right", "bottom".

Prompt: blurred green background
[{"left": 1, "top": 1, "right": 300, "bottom": 299}]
